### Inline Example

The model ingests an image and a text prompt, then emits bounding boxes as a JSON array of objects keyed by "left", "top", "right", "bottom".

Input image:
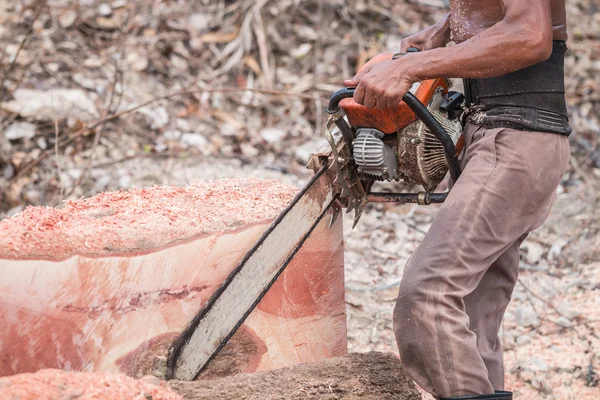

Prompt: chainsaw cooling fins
[{"left": 352, "top": 128, "right": 400, "bottom": 182}]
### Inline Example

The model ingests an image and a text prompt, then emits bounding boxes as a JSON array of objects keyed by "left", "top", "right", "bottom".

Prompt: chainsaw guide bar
[{"left": 167, "top": 164, "right": 339, "bottom": 381}]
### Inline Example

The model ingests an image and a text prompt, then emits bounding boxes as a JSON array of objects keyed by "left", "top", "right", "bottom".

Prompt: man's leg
[
  {"left": 393, "top": 123, "right": 569, "bottom": 398},
  {"left": 463, "top": 234, "right": 526, "bottom": 390}
]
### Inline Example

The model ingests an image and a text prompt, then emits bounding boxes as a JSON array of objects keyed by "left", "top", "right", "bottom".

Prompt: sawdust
[
  {"left": 0, "top": 369, "right": 182, "bottom": 400},
  {"left": 169, "top": 352, "right": 421, "bottom": 400},
  {"left": 0, "top": 353, "right": 420, "bottom": 400},
  {"left": 0, "top": 179, "right": 297, "bottom": 260}
]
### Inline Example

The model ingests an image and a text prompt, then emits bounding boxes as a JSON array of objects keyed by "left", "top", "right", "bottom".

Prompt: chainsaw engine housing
[{"left": 339, "top": 57, "right": 464, "bottom": 191}]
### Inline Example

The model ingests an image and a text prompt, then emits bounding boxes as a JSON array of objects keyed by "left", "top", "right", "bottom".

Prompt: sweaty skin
[{"left": 346, "top": 0, "right": 568, "bottom": 110}]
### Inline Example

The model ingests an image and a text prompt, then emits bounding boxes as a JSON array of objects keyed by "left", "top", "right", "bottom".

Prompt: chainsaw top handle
[{"left": 326, "top": 87, "right": 461, "bottom": 182}]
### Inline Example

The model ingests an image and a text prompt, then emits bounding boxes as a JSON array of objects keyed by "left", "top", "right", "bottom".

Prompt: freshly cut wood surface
[
  {"left": 0, "top": 179, "right": 297, "bottom": 260},
  {"left": 0, "top": 179, "right": 347, "bottom": 379}
]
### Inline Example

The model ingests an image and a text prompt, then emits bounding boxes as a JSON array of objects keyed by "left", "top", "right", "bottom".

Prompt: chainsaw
[{"left": 167, "top": 52, "right": 466, "bottom": 381}]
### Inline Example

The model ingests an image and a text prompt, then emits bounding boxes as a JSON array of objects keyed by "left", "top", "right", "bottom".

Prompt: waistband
[
  {"left": 467, "top": 106, "right": 572, "bottom": 136},
  {"left": 464, "top": 41, "right": 572, "bottom": 136}
]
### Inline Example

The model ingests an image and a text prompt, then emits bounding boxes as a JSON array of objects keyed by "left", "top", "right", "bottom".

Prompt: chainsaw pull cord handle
[{"left": 326, "top": 88, "right": 462, "bottom": 182}]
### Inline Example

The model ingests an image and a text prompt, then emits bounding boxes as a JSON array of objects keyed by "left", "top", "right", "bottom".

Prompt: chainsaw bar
[{"left": 167, "top": 165, "right": 338, "bottom": 381}]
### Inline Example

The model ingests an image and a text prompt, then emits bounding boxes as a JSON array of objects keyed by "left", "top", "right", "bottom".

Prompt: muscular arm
[{"left": 349, "top": 0, "right": 554, "bottom": 109}]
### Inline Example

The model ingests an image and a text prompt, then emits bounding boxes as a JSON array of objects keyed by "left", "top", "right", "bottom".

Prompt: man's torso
[{"left": 448, "top": 0, "right": 568, "bottom": 43}]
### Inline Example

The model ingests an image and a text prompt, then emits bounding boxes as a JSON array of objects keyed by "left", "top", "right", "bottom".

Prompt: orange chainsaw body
[{"left": 340, "top": 52, "right": 449, "bottom": 134}]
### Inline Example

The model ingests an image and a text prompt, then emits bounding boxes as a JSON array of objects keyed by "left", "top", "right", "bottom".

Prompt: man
[{"left": 345, "top": 1, "right": 570, "bottom": 399}]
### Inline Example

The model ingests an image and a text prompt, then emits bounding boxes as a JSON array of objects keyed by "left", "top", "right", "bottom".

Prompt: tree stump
[{"left": 0, "top": 179, "right": 347, "bottom": 379}]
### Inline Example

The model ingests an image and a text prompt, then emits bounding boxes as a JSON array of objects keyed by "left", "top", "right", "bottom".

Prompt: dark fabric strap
[
  {"left": 468, "top": 105, "right": 572, "bottom": 136},
  {"left": 464, "top": 40, "right": 572, "bottom": 135}
]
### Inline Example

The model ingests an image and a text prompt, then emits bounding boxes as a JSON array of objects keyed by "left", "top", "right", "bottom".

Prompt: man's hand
[
  {"left": 341, "top": 14, "right": 450, "bottom": 110},
  {"left": 343, "top": 58, "right": 417, "bottom": 110},
  {"left": 400, "top": 14, "right": 450, "bottom": 52}
]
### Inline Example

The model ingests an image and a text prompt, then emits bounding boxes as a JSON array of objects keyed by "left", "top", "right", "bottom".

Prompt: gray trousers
[{"left": 393, "top": 122, "right": 570, "bottom": 398}]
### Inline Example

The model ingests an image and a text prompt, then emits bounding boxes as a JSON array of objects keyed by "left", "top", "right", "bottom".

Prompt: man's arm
[
  {"left": 348, "top": 0, "right": 554, "bottom": 110},
  {"left": 399, "top": 13, "right": 451, "bottom": 52}
]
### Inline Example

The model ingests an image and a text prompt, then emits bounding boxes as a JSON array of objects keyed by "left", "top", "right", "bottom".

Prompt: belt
[
  {"left": 467, "top": 106, "right": 572, "bottom": 136},
  {"left": 463, "top": 41, "right": 572, "bottom": 136}
]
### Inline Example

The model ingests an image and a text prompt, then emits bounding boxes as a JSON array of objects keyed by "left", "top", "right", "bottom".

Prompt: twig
[
  {"left": 313, "top": 92, "right": 323, "bottom": 137},
  {"left": 519, "top": 280, "right": 570, "bottom": 319},
  {"left": 63, "top": 125, "right": 104, "bottom": 199},
  {"left": 404, "top": 220, "right": 428, "bottom": 235},
  {"left": 253, "top": 4, "right": 272, "bottom": 88},
  {"left": 64, "top": 55, "right": 124, "bottom": 197},
  {"left": 518, "top": 279, "right": 599, "bottom": 329},
  {"left": 0, "top": 0, "right": 46, "bottom": 100},
  {"left": 369, "top": 4, "right": 411, "bottom": 27},
  {"left": 90, "top": 151, "right": 178, "bottom": 169},
  {"left": 54, "top": 120, "right": 64, "bottom": 202},
  {"left": 570, "top": 157, "right": 598, "bottom": 190},
  {"left": 0, "top": 112, "right": 19, "bottom": 131}
]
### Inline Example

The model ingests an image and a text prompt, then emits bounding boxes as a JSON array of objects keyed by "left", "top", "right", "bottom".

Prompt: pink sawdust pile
[
  {"left": 0, "top": 179, "right": 297, "bottom": 260},
  {"left": 0, "top": 369, "right": 181, "bottom": 400}
]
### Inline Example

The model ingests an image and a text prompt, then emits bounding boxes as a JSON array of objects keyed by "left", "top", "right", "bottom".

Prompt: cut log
[
  {"left": 0, "top": 353, "right": 421, "bottom": 400},
  {"left": 0, "top": 179, "right": 347, "bottom": 379}
]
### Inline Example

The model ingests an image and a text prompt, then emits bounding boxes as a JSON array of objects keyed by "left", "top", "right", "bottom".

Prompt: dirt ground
[
  {"left": 1, "top": 0, "right": 599, "bottom": 399},
  {"left": 0, "top": 353, "right": 420, "bottom": 400},
  {"left": 169, "top": 352, "right": 420, "bottom": 400}
]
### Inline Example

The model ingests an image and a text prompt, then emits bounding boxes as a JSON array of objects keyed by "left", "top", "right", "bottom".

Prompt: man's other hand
[{"left": 400, "top": 14, "right": 450, "bottom": 52}]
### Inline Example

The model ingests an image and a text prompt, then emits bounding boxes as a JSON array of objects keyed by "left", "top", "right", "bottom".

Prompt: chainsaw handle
[
  {"left": 326, "top": 87, "right": 355, "bottom": 114},
  {"left": 402, "top": 92, "right": 461, "bottom": 182},
  {"left": 326, "top": 87, "right": 461, "bottom": 182}
]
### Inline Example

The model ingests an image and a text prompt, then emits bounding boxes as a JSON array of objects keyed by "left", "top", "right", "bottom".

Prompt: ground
[
  {"left": 0, "top": 353, "right": 420, "bottom": 400},
  {"left": 0, "top": 0, "right": 599, "bottom": 399},
  {"left": 169, "top": 352, "right": 420, "bottom": 400}
]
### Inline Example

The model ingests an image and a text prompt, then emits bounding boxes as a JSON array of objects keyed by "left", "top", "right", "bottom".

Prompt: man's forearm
[
  {"left": 348, "top": 0, "right": 554, "bottom": 110},
  {"left": 405, "top": 18, "right": 553, "bottom": 81}
]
